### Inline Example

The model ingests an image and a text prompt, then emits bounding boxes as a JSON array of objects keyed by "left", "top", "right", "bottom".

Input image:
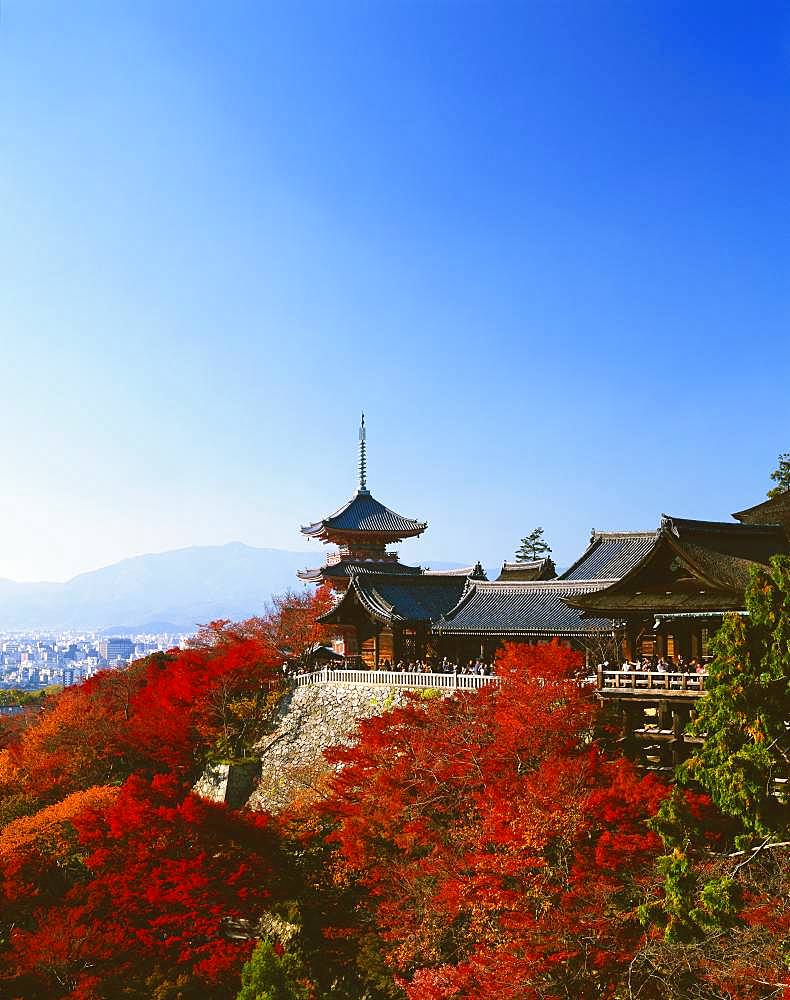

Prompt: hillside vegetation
[{"left": 0, "top": 568, "right": 788, "bottom": 999}]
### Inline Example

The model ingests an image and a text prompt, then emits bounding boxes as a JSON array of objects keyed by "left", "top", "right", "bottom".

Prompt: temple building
[
  {"left": 495, "top": 558, "right": 556, "bottom": 581},
  {"left": 318, "top": 572, "right": 479, "bottom": 666},
  {"left": 732, "top": 487, "right": 790, "bottom": 534},
  {"left": 297, "top": 422, "right": 790, "bottom": 679},
  {"left": 297, "top": 417, "right": 488, "bottom": 662},
  {"left": 432, "top": 530, "right": 659, "bottom": 663},
  {"left": 297, "top": 416, "right": 428, "bottom": 591},
  {"left": 581, "top": 507, "right": 790, "bottom": 769},
  {"left": 567, "top": 514, "right": 790, "bottom": 663}
]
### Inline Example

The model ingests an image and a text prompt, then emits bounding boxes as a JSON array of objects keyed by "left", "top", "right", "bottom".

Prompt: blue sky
[{"left": 1, "top": 1, "right": 788, "bottom": 581}]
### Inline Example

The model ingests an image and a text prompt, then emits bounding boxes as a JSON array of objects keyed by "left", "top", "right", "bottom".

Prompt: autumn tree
[
  {"left": 322, "top": 641, "right": 670, "bottom": 999},
  {"left": 515, "top": 526, "right": 551, "bottom": 562},
  {"left": 1, "top": 776, "right": 280, "bottom": 999}
]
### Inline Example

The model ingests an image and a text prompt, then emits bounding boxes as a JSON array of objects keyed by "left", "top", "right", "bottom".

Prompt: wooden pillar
[
  {"left": 621, "top": 702, "right": 639, "bottom": 760},
  {"left": 671, "top": 706, "right": 690, "bottom": 766},
  {"left": 691, "top": 630, "right": 700, "bottom": 661}
]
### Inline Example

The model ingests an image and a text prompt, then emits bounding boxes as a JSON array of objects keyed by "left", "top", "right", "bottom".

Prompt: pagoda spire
[{"left": 358, "top": 412, "right": 368, "bottom": 493}]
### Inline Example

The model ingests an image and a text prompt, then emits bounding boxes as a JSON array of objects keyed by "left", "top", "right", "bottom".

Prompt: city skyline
[{"left": 2, "top": 2, "right": 789, "bottom": 582}]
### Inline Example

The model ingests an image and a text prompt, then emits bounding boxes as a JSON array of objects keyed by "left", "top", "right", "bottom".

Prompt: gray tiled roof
[
  {"left": 423, "top": 562, "right": 487, "bottom": 579},
  {"left": 566, "top": 515, "right": 790, "bottom": 617},
  {"left": 560, "top": 531, "right": 657, "bottom": 581},
  {"left": 433, "top": 580, "right": 614, "bottom": 637},
  {"left": 497, "top": 558, "right": 556, "bottom": 582},
  {"left": 301, "top": 490, "right": 427, "bottom": 539},
  {"left": 297, "top": 560, "right": 422, "bottom": 583},
  {"left": 319, "top": 574, "right": 470, "bottom": 626},
  {"left": 732, "top": 489, "right": 790, "bottom": 532}
]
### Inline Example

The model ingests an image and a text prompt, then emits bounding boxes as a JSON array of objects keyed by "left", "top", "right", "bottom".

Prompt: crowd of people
[
  {"left": 377, "top": 657, "right": 495, "bottom": 676},
  {"left": 600, "top": 654, "right": 708, "bottom": 674},
  {"left": 289, "top": 657, "right": 496, "bottom": 677}
]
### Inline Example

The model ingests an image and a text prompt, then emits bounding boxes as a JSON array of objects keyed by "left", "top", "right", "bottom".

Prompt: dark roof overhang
[
  {"left": 301, "top": 490, "right": 427, "bottom": 542},
  {"left": 564, "top": 514, "right": 790, "bottom": 617}
]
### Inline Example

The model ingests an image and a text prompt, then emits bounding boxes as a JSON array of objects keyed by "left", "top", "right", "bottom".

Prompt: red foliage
[
  {"left": 323, "top": 641, "right": 671, "bottom": 999},
  {"left": 7, "top": 634, "right": 282, "bottom": 802},
  {"left": 0, "top": 623, "right": 286, "bottom": 998},
  {"left": 2, "top": 775, "right": 276, "bottom": 998}
]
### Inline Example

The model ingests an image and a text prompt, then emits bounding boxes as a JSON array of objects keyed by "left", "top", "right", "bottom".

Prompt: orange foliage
[{"left": 0, "top": 785, "right": 118, "bottom": 865}]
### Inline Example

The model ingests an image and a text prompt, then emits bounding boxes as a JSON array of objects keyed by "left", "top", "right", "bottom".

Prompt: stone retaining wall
[{"left": 245, "top": 682, "right": 414, "bottom": 814}]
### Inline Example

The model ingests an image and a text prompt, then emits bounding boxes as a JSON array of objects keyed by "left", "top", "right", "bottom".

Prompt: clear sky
[{"left": 1, "top": 1, "right": 788, "bottom": 582}]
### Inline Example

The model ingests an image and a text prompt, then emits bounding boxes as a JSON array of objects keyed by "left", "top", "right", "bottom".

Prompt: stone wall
[
  {"left": 245, "top": 682, "right": 414, "bottom": 814},
  {"left": 193, "top": 759, "right": 263, "bottom": 809}
]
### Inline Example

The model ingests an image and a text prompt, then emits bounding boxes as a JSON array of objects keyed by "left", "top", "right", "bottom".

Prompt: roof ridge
[
  {"left": 477, "top": 578, "right": 615, "bottom": 589},
  {"left": 662, "top": 514, "right": 786, "bottom": 534},
  {"left": 591, "top": 530, "right": 657, "bottom": 539}
]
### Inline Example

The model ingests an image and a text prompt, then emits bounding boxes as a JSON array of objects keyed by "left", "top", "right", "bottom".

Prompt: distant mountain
[{"left": 0, "top": 544, "right": 466, "bottom": 632}]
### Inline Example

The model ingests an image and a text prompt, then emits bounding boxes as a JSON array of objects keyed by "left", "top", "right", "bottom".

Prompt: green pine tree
[
  {"left": 680, "top": 555, "right": 790, "bottom": 841},
  {"left": 639, "top": 788, "right": 739, "bottom": 942},
  {"left": 236, "top": 939, "right": 312, "bottom": 1000},
  {"left": 768, "top": 451, "right": 790, "bottom": 497},
  {"left": 515, "top": 526, "right": 551, "bottom": 562}
]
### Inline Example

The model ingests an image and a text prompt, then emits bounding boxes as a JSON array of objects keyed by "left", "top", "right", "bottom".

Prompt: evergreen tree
[
  {"left": 515, "top": 526, "right": 551, "bottom": 562},
  {"left": 235, "top": 939, "right": 312, "bottom": 1000},
  {"left": 680, "top": 555, "right": 790, "bottom": 841},
  {"left": 768, "top": 451, "right": 790, "bottom": 497}
]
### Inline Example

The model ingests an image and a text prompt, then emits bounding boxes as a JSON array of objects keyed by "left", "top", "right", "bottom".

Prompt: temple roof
[
  {"left": 318, "top": 573, "right": 470, "bottom": 626},
  {"left": 433, "top": 580, "right": 613, "bottom": 637},
  {"left": 301, "top": 490, "right": 427, "bottom": 542},
  {"left": 297, "top": 559, "right": 422, "bottom": 583},
  {"left": 564, "top": 515, "right": 790, "bottom": 617},
  {"left": 732, "top": 489, "right": 790, "bottom": 534},
  {"left": 496, "top": 558, "right": 556, "bottom": 582},
  {"left": 559, "top": 531, "right": 657, "bottom": 581},
  {"left": 424, "top": 562, "right": 488, "bottom": 579}
]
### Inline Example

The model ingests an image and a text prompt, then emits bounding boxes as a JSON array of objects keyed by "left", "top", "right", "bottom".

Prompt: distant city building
[{"left": 97, "top": 637, "right": 134, "bottom": 663}]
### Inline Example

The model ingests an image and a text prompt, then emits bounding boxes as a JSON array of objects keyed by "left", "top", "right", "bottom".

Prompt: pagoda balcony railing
[
  {"left": 598, "top": 668, "right": 708, "bottom": 696},
  {"left": 332, "top": 550, "right": 400, "bottom": 564},
  {"left": 293, "top": 667, "right": 498, "bottom": 691}
]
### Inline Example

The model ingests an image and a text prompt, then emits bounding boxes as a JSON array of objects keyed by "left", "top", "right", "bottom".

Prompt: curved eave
[
  {"left": 354, "top": 583, "right": 399, "bottom": 623},
  {"left": 316, "top": 576, "right": 396, "bottom": 626},
  {"left": 302, "top": 525, "right": 427, "bottom": 545},
  {"left": 297, "top": 567, "right": 324, "bottom": 583}
]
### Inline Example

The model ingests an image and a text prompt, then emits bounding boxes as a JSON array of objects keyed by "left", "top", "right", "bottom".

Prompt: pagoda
[{"left": 298, "top": 416, "right": 428, "bottom": 591}]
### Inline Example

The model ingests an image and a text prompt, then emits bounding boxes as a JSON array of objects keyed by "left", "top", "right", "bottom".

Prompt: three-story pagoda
[{"left": 298, "top": 416, "right": 428, "bottom": 591}]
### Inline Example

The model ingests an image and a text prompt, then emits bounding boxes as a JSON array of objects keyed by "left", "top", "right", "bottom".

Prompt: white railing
[
  {"left": 293, "top": 667, "right": 498, "bottom": 691},
  {"left": 599, "top": 669, "right": 708, "bottom": 694}
]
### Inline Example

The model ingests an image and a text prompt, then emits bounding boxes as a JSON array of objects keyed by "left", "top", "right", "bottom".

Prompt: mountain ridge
[{"left": 0, "top": 543, "right": 466, "bottom": 631}]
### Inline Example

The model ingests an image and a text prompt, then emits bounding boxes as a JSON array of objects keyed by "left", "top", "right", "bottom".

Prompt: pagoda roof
[
  {"left": 297, "top": 559, "right": 422, "bottom": 583},
  {"left": 301, "top": 490, "right": 427, "bottom": 542},
  {"left": 564, "top": 515, "right": 790, "bottom": 617},
  {"left": 318, "top": 572, "right": 470, "bottom": 626},
  {"left": 559, "top": 531, "right": 657, "bottom": 581},
  {"left": 433, "top": 579, "right": 613, "bottom": 637},
  {"left": 732, "top": 489, "right": 790, "bottom": 534},
  {"left": 496, "top": 558, "right": 557, "bottom": 582}
]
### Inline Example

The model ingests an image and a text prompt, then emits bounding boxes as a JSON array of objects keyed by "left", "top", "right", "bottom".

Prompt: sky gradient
[{"left": 1, "top": 1, "right": 789, "bottom": 582}]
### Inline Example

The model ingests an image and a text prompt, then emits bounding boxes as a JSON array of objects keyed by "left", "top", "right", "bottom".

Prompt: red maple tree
[{"left": 323, "top": 641, "right": 671, "bottom": 999}]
